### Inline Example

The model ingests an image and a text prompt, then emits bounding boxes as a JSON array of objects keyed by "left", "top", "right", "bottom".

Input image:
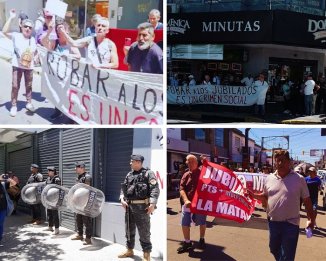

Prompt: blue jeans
[
  {"left": 304, "top": 95, "right": 313, "bottom": 115},
  {"left": 0, "top": 209, "right": 6, "bottom": 242},
  {"left": 268, "top": 220, "right": 299, "bottom": 261},
  {"left": 255, "top": 104, "right": 265, "bottom": 116}
]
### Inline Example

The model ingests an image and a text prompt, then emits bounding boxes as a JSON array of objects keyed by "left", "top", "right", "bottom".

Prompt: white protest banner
[
  {"left": 45, "top": 0, "right": 68, "bottom": 19},
  {"left": 38, "top": 46, "right": 163, "bottom": 125},
  {"left": 167, "top": 84, "right": 259, "bottom": 106},
  {"left": 234, "top": 172, "right": 268, "bottom": 193}
]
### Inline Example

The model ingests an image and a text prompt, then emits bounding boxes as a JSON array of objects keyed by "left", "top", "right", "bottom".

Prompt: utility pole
[{"left": 242, "top": 128, "right": 251, "bottom": 170}]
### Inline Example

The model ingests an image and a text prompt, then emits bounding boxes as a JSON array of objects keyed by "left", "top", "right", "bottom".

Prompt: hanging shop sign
[{"left": 168, "top": 11, "right": 273, "bottom": 44}]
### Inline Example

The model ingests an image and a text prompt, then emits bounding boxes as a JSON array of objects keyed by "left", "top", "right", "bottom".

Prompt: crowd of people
[{"left": 0, "top": 8, "right": 163, "bottom": 119}]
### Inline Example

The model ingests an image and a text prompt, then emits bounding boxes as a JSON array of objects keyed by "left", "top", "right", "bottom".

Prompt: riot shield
[
  {"left": 67, "top": 183, "right": 105, "bottom": 218},
  {"left": 21, "top": 183, "right": 45, "bottom": 205},
  {"left": 41, "top": 184, "right": 70, "bottom": 210}
]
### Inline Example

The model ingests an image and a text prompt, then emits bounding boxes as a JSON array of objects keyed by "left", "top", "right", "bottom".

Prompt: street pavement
[
  {"left": 167, "top": 196, "right": 325, "bottom": 261},
  {"left": 1, "top": 210, "right": 162, "bottom": 261}
]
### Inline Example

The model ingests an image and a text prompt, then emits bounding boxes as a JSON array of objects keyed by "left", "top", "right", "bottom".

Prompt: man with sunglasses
[
  {"left": 71, "top": 161, "right": 93, "bottom": 245},
  {"left": 2, "top": 9, "right": 37, "bottom": 117}
]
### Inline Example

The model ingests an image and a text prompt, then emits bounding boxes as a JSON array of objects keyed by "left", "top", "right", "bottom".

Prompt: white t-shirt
[
  {"left": 189, "top": 79, "right": 196, "bottom": 86},
  {"left": 241, "top": 77, "right": 254, "bottom": 86},
  {"left": 254, "top": 80, "right": 269, "bottom": 105},
  {"left": 304, "top": 79, "right": 315, "bottom": 95},
  {"left": 86, "top": 36, "right": 112, "bottom": 67},
  {"left": 11, "top": 32, "right": 37, "bottom": 70}
]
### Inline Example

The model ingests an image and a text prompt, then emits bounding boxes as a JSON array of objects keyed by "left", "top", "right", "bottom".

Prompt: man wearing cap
[
  {"left": 305, "top": 167, "right": 322, "bottom": 229},
  {"left": 71, "top": 161, "right": 93, "bottom": 245},
  {"left": 44, "top": 167, "right": 61, "bottom": 235},
  {"left": 27, "top": 164, "right": 43, "bottom": 225},
  {"left": 119, "top": 154, "right": 160, "bottom": 261},
  {"left": 188, "top": 75, "right": 196, "bottom": 86},
  {"left": 2, "top": 9, "right": 38, "bottom": 117}
]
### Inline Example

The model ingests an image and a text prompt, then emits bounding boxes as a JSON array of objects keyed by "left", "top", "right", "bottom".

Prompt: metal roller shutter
[
  {"left": 61, "top": 128, "right": 93, "bottom": 230},
  {"left": 106, "top": 129, "right": 133, "bottom": 202}
]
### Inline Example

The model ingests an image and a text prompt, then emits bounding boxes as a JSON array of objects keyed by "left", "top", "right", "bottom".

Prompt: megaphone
[{"left": 67, "top": 183, "right": 105, "bottom": 218}]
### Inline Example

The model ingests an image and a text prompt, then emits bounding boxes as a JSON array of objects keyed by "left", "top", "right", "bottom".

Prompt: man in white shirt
[
  {"left": 241, "top": 73, "right": 254, "bottom": 86},
  {"left": 188, "top": 75, "right": 196, "bottom": 86},
  {"left": 254, "top": 73, "right": 269, "bottom": 117},
  {"left": 304, "top": 74, "right": 315, "bottom": 115}
]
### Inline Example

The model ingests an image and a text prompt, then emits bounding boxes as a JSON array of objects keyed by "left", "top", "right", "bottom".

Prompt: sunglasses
[{"left": 23, "top": 25, "right": 33, "bottom": 29}]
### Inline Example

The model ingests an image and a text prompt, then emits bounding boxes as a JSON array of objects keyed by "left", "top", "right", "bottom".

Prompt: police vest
[{"left": 126, "top": 168, "right": 150, "bottom": 200}]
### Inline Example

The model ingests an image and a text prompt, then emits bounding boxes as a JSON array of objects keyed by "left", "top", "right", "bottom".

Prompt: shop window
[
  {"left": 195, "top": 128, "right": 205, "bottom": 141},
  {"left": 215, "top": 129, "right": 224, "bottom": 147}
]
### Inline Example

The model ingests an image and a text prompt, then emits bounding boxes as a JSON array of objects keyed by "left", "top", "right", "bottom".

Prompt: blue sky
[{"left": 238, "top": 128, "right": 325, "bottom": 164}]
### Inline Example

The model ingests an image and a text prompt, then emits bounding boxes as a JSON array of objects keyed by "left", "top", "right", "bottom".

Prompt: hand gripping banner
[
  {"left": 190, "top": 161, "right": 256, "bottom": 223},
  {"left": 21, "top": 183, "right": 46, "bottom": 205},
  {"left": 41, "top": 184, "right": 70, "bottom": 210},
  {"left": 67, "top": 183, "right": 105, "bottom": 218}
]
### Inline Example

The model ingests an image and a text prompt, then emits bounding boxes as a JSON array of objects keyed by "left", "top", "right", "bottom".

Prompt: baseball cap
[
  {"left": 308, "top": 166, "right": 316, "bottom": 172},
  {"left": 47, "top": 166, "right": 56, "bottom": 171},
  {"left": 31, "top": 163, "right": 39, "bottom": 169},
  {"left": 75, "top": 161, "right": 86, "bottom": 168},
  {"left": 188, "top": 75, "right": 194, "bottom": 79},
  {"left": 43, "top": 9, "right": 54, "bottom": 17},
  {"left": 22, "top": 19, "right": 34, "bottom": 28},
  {"left": 131, "top": 154, "right": 144, "bottom": 162}
]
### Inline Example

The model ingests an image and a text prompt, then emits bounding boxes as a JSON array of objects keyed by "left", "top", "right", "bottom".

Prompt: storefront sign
[
  {"left": 168, "top": 11, "right": 273, "bottom": 44},
  {"left": 172, "top": 44, "right": 223, "bottom": 60},
  {"left": 273, "top": 10, "right": 326, "bottom": 48},
  {"left": 38, "top": 46, "right": 163, "bottom": 125},
  {"left": 167, "top": 84, "right": 259, "bottom": 106}
]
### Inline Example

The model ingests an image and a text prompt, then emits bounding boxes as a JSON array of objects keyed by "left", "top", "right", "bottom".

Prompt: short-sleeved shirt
[
  {"left": 254, "top": 80, "right": 269, "bottom": 105},
  {"left": 179, "top": 168, "right": 201, "bottom": 202},
  {"left": 305, "top": 176, "right": 321, "bottom": 203},
  {"left": 263, "top": 170, "right": 309, "bottom": 225},
  {"left": 11, "top": 32, "right": 37, "bottom": 70},
  {"left": 127, "top": 42, "right": 163, "bottom": 74},
  {"left": 304, "top": 79, "right": 315, "bottom": 95}
]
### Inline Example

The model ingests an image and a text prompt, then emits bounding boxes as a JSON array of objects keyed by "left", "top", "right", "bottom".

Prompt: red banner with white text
[{"left": 190, "top": 161, "right": 256, "bottom": 223}]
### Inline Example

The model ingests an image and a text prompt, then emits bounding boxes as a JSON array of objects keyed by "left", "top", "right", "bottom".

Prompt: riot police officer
[
  {"left": 27, "top": 163, "right": 43, "bottom": 225},
  {"left": 118, "top": 155, "right": 160, "bottom": 261},
  {"left": 44, "top": 166, "right": 61, "bottom": 235},
  {"left": 71, "top": 161, "right": 93, "bottom": 245}
]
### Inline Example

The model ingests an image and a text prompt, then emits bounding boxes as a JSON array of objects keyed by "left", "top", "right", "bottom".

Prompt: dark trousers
[
  {"left": 47, "top": 209, "right": 59, "bottom": 228},
  {"left": 315, "top": 92, "right": 326, "bottom": 114},
  {"left": 125, "top": 204, "right": 151, "bottom": 252},
  {"left": 268, "top": 220, "right": 299, "bottom": 261},
  {"left": 76, "top": 213, "right": 92, "bottom": 239},
  {"left": 31, "top": 204, "right": 42, "bottom": 220}
]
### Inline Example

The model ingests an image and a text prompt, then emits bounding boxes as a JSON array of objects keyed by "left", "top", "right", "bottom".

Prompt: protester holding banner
[
  {"left": 247, "top": 150, "right": 315, "bottom": 261},
  {"left": 148, "top": 9, "right": 163, "bottom": 30},
  {"left": 124, "top": 22, "right": 163, "bottom": 74},
  {"left": 254, "top": 73, "right": 270, "bottom": 117},
  {"left": 60, "top": 17, "right": 119, "bottom": 70},
  {"left": 71, "top": 161, "right": 93, "bottom": 245},
  {"left": 44, "top": 167, "right": 61, "bottom": 235},
  {"left": 177, "top": 154, "right": 206, "bottom": 254},
  {"left": 119, "top": 154, "right": 160, "bottom": 261},
  {"left": 2, "top": 9, "right": 37, "bottom": 117},
  {"left": 26, "top": 164, "right": 44, "bottom": 225}
]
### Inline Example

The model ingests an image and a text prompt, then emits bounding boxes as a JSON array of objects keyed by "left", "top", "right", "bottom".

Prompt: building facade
[{"left": 168, "top": 1, "right": 326, "bottom": 88}]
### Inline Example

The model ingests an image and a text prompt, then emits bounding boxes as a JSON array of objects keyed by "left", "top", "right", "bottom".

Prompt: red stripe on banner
[
  {"left": 106, "top": 28, "right": 163, "bottom": 71},
  {"left": 190, "top": 161, "right": 256, "bottom": 223}
]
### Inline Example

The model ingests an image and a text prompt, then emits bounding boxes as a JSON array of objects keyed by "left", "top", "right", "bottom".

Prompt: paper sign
[{"left": 45, "top": 0, "right": 68, "bottom": 18}]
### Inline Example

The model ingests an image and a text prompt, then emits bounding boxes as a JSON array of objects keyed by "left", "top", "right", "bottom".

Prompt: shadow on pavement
[
  {"left": 167, "top": 207, "right": 179, "bottom": 216},
  {"left": 79, "top": 238, "right": 111, "bottom": 252},
  {"left": 32, "top": 91, "right": 47, "bottom": 102},
  {"left": 212, "top": 216, "right": 269, "bottom": 231}
]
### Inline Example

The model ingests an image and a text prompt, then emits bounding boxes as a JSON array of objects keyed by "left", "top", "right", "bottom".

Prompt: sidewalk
[{"left": 1, "top": 211, "right": 160, "bottom": 261}]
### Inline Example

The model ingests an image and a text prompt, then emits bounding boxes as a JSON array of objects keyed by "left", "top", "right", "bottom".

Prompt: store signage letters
[
  {"left": 167, "top": 18, "right": 190, "bottom": 35},
  {"left": 202, "top": 20, "right": 261, "bottom": 32},
  {"left": 308, "top": 19, "right": 326, "bottom": 41}
]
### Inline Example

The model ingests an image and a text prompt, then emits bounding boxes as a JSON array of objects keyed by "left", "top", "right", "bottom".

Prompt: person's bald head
[{"left": 186, "top": 154, "right": 198, "bottom": 171}]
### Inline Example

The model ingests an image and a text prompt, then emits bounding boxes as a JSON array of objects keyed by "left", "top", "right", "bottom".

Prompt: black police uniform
[
  {"left": 45, "top": 174, "right": 61, "bottom": 228},
  {"left": 27, "top": 171, "right": 43, "bottom": 221},
  {"left": 75, "top": 172, "right": 92, "bottom": 239},
  {"left": 120, "top": 164, "right": 160, "bottom": 252}
]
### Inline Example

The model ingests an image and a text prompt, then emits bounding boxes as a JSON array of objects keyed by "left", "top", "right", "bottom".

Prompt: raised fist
[{"left": 9, "top": 9, "right": 16, "bottom": 19}]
